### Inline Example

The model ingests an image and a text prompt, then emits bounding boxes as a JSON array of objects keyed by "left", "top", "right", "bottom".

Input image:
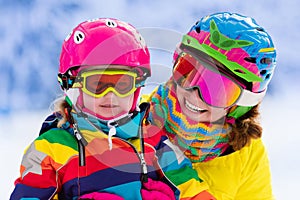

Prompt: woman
[{"left": 148, "top": 12, "right": 276, "bottom": 199}]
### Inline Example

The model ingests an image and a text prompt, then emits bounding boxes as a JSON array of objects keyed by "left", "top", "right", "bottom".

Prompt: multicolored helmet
[
  {"left": 175, "top": 12, "right": 276, "bottom": 94},
  {"left": 58, "top": 18, "right": 151, "bottom": 90},
  {"left": 174, "top": 12, "right": 276, "bottom": 119}
]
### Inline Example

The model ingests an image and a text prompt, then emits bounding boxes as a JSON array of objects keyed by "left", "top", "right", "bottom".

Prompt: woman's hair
[{"left": 228, "top": 104, "right": 262, "bottom": 150}]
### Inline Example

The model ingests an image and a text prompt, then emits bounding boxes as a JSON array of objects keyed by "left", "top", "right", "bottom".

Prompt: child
[
  {"left": 11, "top": 17, "right": 216, "bottom": 200},
  {"left": 10, "top": 18, "right": 179, "bottom": 200},
  {"left": 148, "top": 12, "right": 276, "bottom": 199}
]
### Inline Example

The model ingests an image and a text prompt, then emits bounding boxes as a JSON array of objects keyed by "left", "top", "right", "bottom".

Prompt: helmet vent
[
  {"left": 260, "top": 58, "right": 272, "bottom": 64},
  {"left": 195, "top": 26, "right": 201, "bottom": 33},
  {"left": 260, "top": 70, "right": 267, "bottom": 75},
  {"left": 244, "top": 57, "right": 256, "bottom": 63},
  {"left": 255, "top": 27, "right": 265, "bottom": 32},
  {"left": 265, "top": 73, "right": 271, "bottom": 79},
  {"left": 187, "top": 38, "right": 191, "bottom": 44},
  {"left": 234, "top": 69, "right": 246, "bottom": 74}
]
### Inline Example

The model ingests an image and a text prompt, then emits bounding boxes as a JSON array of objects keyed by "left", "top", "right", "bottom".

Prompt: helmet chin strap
[
  {"left": 227, "top": 106, "right": 253, "bottom": 123},
  {"left": 225, "top": 89, "right": 266, "bottom": 123},
  {"left": 130, "top": 87, "right": 141, "bottom": 112},
  {"left": 64, "top": 88, "right": 80, "bottom": 107}
]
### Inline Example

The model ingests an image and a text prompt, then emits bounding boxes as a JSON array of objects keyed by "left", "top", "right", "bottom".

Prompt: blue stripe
[
  {"left": 62, "top": 163, "right": 158, "bottom": 198},
  {"left": 101, "top": 181, "right": 143, "bottom": 200},
  {"left": 10, "top": 184, "right": 56, "bottom": 200}
]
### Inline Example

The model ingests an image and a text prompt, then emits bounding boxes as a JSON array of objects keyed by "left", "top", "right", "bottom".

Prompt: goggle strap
[
  {"left": 136, "top": 80, "right": 146, "bottom": 88},
  {"left": 58, "top": 73, "right": 78, "bottom": 90},
  {"left": 236, "top": 89, "right": 266, "bottom": 107}
]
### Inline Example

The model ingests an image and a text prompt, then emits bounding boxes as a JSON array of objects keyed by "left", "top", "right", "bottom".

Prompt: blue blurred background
[{"left": 1, "top": 0, "right": 299, "bottom": 199}]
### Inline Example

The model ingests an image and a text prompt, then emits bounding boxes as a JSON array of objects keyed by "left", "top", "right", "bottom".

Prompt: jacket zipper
[{"left": 84, "top": 118, "right": 149, "bottom": 182}]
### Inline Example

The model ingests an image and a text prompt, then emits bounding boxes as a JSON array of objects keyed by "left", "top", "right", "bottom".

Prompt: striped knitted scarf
[{"left": 150, "top": 80, "right": 231, "bottom": 162}]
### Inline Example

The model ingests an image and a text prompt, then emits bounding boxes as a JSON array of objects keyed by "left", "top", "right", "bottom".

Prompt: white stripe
[{"left": 164, "top": 139, "right": 185, "bottom": 164}]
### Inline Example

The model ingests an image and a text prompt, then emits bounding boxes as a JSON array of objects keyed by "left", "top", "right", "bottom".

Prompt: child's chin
[{"left": 97, "top": 110, "right": 128, "bottom": 121}]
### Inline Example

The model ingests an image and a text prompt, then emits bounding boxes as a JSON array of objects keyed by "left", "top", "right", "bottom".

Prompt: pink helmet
[{"left": 58, "top": 18, "right": 150, "bottom": 90}]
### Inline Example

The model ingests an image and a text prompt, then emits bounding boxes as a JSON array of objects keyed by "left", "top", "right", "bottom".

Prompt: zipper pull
[
  {"left": 73, "top": 124, "right": 81, "bottom": 140},
  {"left": 73, "top": 123, "right": 87, "bottom": 145},
  {"left": 72, "top": 122, "right": 87, "bottom": 166},
  {"left": 108, "top": 125, "right": 116, "bottom": 150},
  {"left": 140, "top": 153, "right": 148, "bottom": 183}
]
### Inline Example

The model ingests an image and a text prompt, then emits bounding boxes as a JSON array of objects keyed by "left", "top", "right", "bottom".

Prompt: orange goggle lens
[{"left": 75, "top": 70, "right": 138, "bottom": 98}]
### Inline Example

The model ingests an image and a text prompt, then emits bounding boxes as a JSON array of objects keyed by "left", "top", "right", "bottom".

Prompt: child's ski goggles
[
  {"left": 173, "top": 52, "right": 265, "bottom": 108},
  {"left": 73, "top": 69, "right": 138, "bottom": 98}
]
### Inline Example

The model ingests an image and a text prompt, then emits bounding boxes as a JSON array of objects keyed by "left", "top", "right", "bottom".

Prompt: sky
[{"left": 1, "top": 0, "right": 300, "bottom": 199}]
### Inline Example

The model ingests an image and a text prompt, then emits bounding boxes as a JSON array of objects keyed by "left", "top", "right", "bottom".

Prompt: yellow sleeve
[
  {"left": 235, "top": 139, "right": 275, "bottom": 200},
  {"left": 192, "top": 139, "right": 275, "bottom": 200}
]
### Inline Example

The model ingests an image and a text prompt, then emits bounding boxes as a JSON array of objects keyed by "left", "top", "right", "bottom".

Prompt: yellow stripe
[
  {"left": 259, "top": 47, "right": 275, "bottom": 52},
  {"left": 177, "top": 179, "right": 209, "bottom": 198},
  {"left": 128, "top": 138, "right": 141, "bottom": 152},
  {"left": 35, "top": 139, "right": 78, "bottom": 165},
  {"left": 81, "top": 129, "right": 107, "bottom": 142}
]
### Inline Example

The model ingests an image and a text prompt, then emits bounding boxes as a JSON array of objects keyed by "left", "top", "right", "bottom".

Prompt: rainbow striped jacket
[{"left": 10, "top": 103, "right": 207, "bottom": 199}]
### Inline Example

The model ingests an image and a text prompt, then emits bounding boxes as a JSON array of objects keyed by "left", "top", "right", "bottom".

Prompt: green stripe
[
  {"left": 182, "top": 34, "right": 262, "bottom": 82},
  {"left": 37, "top": 128, "right": 78, "bottom": 151},
  {"left": 165, "top": 166, "right": 203, "bottom": 186}
]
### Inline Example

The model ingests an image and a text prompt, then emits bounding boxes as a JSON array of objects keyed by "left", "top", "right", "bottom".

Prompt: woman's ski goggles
[
  {"left": 74, "top": 69, "right": 138, "bottom": 98},
  {"left": 173, "top": 52, "right": 245, "bottom": 108}
]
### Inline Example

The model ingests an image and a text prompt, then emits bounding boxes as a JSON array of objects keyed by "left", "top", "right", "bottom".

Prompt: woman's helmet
[
  {"left": 57, "top": 18, "right": 150, "bottom": 115},
  {"left": 174, "top": 12, "right": 276, "bottom": 119}
]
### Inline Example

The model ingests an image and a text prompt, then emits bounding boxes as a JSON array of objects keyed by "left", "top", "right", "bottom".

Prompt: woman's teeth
[{"left": 185, "top": 99, "right": 206, "bottom": 113}]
